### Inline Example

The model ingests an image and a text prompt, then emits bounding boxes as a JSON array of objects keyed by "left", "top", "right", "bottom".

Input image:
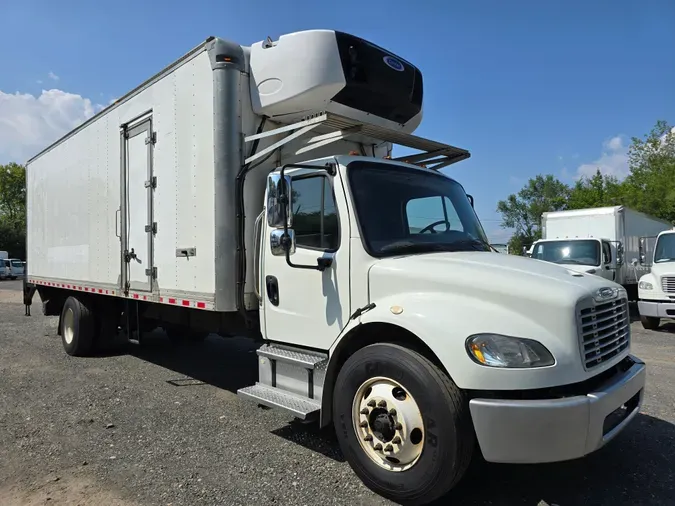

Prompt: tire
[
  {"left": 640, "top": 315, "right": 660, "bottom": 330},
  {"left": 60, "top": 296, "right": 96, "bottom": 356},
  {"left": 333, "top": 343, "right": 474, "bottom": 505}
]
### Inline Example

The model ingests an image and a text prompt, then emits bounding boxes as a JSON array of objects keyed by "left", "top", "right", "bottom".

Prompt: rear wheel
[
  {"left": 333, "top": 343, "right": 474, "bottom": 505},
  {"left": 60, "top": 296, "right": 96, "bottom": 356},
  {"left": 640, "top": 315, "right": 660, "bottom": 330}
]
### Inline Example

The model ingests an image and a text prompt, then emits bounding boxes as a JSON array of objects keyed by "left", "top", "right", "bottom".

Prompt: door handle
[
  {"left": 115, "top": 209, "right": 121, "bottom": 238},
  {"left": 266, "top": 275, "right": 279, "bottom": 306}
]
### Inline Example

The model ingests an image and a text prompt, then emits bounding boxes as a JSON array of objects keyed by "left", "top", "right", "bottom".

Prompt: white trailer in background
[
  {"left": 24, "top": 30, "right": 647, "bottom": 505},
  {"left": 531, "top": 206, "right": 672, "bottom": 298},
  {"left": 637, "top": 228, "right": 675, "bottom": 329}
]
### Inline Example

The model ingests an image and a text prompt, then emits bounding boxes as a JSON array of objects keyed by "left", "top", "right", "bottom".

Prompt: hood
[
  {"left": 367, "top": 251, "right": 623, "bottom": 311},
  {"left": 557, "top": 263, "right": 600, "bottom": 275}
]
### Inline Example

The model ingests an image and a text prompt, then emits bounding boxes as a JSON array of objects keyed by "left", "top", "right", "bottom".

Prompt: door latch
[{"left": 124, "top": 248, "right": 137, "bottom": 263}]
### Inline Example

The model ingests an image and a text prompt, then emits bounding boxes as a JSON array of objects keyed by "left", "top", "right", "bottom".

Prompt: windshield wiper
[{"left": 449, "top": 238, "right": 492, "bottom": 252}]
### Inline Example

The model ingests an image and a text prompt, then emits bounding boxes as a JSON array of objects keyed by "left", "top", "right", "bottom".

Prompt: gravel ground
[{"left": 0, "top": 282, "right": 674, "bottom": 506}]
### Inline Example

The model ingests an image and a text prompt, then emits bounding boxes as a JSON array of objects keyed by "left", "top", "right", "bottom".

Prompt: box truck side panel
[
  {"left": 27, "top": 111, "right": 120, "bottom": 286},
  {"left": 27, "top": 49, "right": 216, "bottom": 300},
  {"left": 153, "top": 51, "right": 215, "bottom": 297},
  {"left": 621, "top": 208, "right": 672, "bottom": 283}
]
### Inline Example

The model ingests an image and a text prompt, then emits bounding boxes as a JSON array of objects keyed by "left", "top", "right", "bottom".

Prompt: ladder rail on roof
[{"left": 243, "top": 112, "right": 470, "bottom": 170}]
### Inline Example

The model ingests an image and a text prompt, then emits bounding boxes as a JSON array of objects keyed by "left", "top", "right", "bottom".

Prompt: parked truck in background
[
  {"left": 530, "top": 206, "right": 672, "bottom": 299},
  {"left": 23, "top": 30, "right": 647, "bottom": 505},
  {"left": 637, "top": 228, "right": 675, "bottom": 329}
]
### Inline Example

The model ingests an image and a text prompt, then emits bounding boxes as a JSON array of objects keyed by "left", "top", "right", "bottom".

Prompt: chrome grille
[
  {"left": 578, "top": 297, "right": 630, "bottom": 370},
  {"left": 661, "top": 276, "right": 675, "bottom": 294}
]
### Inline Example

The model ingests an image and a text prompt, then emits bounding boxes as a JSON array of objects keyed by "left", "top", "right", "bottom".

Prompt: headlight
[
  {"left": 466, "top": 334, "right": 555, "bottom": 368},
  {"left": 638, "top": 281, "right": 653, "bottom": 290}
]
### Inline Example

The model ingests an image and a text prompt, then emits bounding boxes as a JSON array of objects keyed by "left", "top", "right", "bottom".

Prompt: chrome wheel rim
[{"left": 63, "top": 308, "right": 75, "bottom": 345}]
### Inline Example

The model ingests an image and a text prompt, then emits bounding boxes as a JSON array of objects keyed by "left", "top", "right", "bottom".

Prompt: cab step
[
  {"left": 238, "top": 384, "right": 320, "bottom": 419},
  {"left": 237, "top": 343, "right": 328, "bottom": 419}
]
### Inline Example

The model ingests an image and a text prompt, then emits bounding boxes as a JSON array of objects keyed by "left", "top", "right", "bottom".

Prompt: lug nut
[
  {"left": 388, "top": 408, "right": 397, "bottom": 416},
  {"left": 384, "top": 444, "right": 393, "bottom": 452},
  {"left": 394, "top": 423, "right": 402, "bottom": 431},
  {"left": 392, "top": 436, "right": 401, "bottom": 444},
  {"left": 360, "top": 408, "right": 369, "bottom": 415},
  {"left": 367, "top": 400, "right": 376, "bottom": 408},
  {"left": 373, "top": 443, "right": 382, "bottom": 451},
  {"left": 377, "top": 400, "right": 387, "bottom": 408},
  {"left": 359, "top": 421, "right": 368, "bottom": 428},
  {"left": 364, "top": 434, "right": 373, "bottom": 442}
]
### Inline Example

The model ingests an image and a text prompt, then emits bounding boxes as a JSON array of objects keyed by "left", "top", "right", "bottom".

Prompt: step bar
[{"left": 237, "top": 343, "right": 328, "bottom": 420}]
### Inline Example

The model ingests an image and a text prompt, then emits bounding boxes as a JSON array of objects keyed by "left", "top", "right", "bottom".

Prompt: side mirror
[
  {"left": 266, "top": 173, "right": 293, "bottom": 228},
  {"left": 616, "top": 242, "right": 624, "bottom": 266},
  {"left": 270, "top": 229, "right": 296, "bottom": 256},
  {"left": 638, "top": 237, "right": 646, "bottom": 266},
  {"left": 467, "top": 194, "right": 474, "bottom": 208}
]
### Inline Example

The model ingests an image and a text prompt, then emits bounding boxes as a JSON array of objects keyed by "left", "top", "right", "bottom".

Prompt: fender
[{"left": 323, "top": 291, "right": 587, "bottom": 403}]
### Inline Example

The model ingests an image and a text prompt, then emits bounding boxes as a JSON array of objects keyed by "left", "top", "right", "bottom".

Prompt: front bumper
[
  {"left": 638, "top": 300, "right": 675, "bottom": 318},
  {"left": 468, "top": 355, "right": 646, "bottom": 464}
]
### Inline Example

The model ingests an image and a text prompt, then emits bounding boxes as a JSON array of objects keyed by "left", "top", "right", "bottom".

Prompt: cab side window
[{"left": 291, "top": 176, "right": 339, "bottom": 251}]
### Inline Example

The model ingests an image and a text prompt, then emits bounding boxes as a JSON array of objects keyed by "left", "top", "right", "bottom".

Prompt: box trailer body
[
  {"left": 24, "top": 30, "right": 647, "bottom": 505},
  {"left": 532, "top": 206, "right": 672, "bottom": 294},
  {"left": 637, "top": 228, "right": 675, "bottom": 329}
]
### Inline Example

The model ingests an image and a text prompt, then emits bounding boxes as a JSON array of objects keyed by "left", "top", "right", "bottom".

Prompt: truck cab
[
  {"left": 530, "top": 237, "right": 619, "bottom": 282},
  {"left": 637, "top": 228, "right": 675, "bottom": 329}
]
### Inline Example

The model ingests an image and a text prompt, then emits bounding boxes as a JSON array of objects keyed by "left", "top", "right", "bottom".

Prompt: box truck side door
[
  {"left": 121, "top": 116, "right": 156, "bottom": 293},
  {"left": 261, "top": 169, "right": 350, "bottom": 349}
]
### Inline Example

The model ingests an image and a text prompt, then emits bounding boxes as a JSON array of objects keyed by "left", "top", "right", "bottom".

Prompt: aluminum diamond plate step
[
  {"left": 238, "top": 383, "right": 321, "bottom": 419},
  {"left": 257, "top": 344, "right": 327, "bottom": 369}
]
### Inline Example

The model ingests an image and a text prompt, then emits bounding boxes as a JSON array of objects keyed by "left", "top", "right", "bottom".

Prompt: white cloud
[
  {"left": 575, "top": 134, "right": 629, "bottom": 179},
  {"left": 48, "top": 71, "right": 59, "bottom": 81},
  {"left": 0, "top": 88, "right": 103, "bottom": 163}
]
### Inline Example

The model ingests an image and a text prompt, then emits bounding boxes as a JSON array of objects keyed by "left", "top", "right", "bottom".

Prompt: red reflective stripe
[
  {"left": 197, "top": 302, "right": 206, "bottom": 309},
  {"left": 169, "top": 298, "right": 177, "bottom": 304},
  {"left": 182, "top": 300, "right": 190, "bottom": 306}
]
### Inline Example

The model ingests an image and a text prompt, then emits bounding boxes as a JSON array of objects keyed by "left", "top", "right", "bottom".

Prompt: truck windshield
[
  {"left": 532, "top": 239, "right": 600, "bottom": 266},
  {"left": 347, "top": 161, "right": 490, "bottom": 257},
  {"left": 654, "top": 234, "right": 675, "bottom": 263}
]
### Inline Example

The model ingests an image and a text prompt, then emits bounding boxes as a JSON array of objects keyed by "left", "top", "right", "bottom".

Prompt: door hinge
[
  {"left": 144, "top": 176, "right": 157, "bottom": 189},
  {"left": 145, "top": 267, "right": 157, "bottom": 279},
  {"left": 145, "top": 132, "right": 157, "bottom": 145},
  {"left": 124, "top": 281, "right": 130, "bottom": 294},
  {"left": 145, "top": 222, "right": 157, "bottom": 234}
]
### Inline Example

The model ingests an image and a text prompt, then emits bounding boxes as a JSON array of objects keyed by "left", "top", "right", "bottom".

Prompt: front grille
[
  {"left": 578, "top": 297, "right": 630, "bottom": 370},
  {"left": 662, "top": 276, "right": 675, "bottom": 294}
]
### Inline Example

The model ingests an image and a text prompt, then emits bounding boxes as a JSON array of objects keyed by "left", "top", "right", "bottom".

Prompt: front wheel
[
  {"left": 640, "top": 315, "right": 660, "bottom": 330},
  {"left": 333, "top": 343, "right": 474, "bottom": 505}
]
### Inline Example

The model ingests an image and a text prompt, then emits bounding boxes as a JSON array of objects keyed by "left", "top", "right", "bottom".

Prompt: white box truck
[
  {"left": 24, "top": 30, "right": 647, "bottom": 505},
  {"left": 531, "top": 206, "right": 672, "bottom": 299},
  {"left": 637, "top": 228, "right": 675, "bottom": 329}
]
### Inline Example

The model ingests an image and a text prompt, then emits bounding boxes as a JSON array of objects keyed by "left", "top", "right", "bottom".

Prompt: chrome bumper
[
  {"left": 468, "top": 356, "right": 646, "bottom": 464},
  {"left": 638, "top": 300, "right": 675, "bottom": 318}
]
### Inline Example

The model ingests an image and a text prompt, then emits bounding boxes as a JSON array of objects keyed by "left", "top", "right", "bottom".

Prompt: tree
[
  {"left": 567, "top": 169, "right": 624, "bottom": 210},
  {"left": 621, "top": 121, "right": 675, "bottom": 223},
  {"left": 0, "top": 163, "right": 27, "bottom": 258},
  {"left": 496, "top": 174, "right": 570, "bottom": 250}
]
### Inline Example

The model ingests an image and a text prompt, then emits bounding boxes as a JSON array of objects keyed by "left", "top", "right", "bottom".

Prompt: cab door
[{"left": 260, "top": 166, "right": 351, "bottom": 350}]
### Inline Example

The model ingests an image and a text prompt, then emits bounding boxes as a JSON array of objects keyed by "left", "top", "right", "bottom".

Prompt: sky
[{"left": 1, "top": 0, "right": 674, "bottom": 243}]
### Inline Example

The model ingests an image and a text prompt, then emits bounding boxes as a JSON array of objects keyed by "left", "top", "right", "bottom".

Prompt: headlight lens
[
  {"left": 466, "top": 334, "right": 555, "bottom": 368},
  {"left": 638, "top": 281, "right": 653, "bottom": 290}
]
